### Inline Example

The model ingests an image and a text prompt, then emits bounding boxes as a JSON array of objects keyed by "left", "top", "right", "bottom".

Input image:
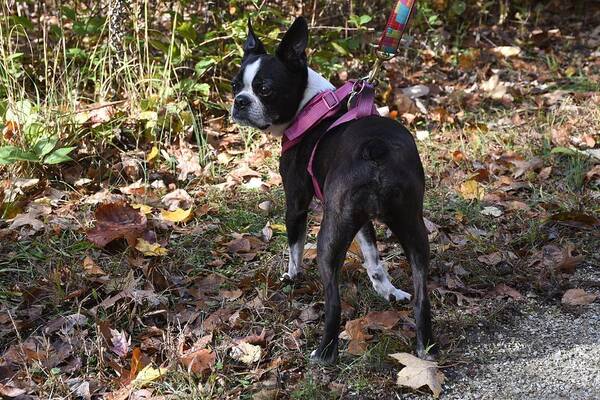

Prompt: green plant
[{"left": 0, "top": 137, "right": 75, "bottom": 165}]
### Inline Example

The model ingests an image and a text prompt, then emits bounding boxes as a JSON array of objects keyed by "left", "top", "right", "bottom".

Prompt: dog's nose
[{"left": 234, "top": 94, "right": 251, "bottom": 110}]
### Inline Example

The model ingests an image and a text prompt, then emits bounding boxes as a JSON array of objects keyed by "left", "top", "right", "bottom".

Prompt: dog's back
[{"left": 315, "top": 115, "right": 425, "bottom": 220}]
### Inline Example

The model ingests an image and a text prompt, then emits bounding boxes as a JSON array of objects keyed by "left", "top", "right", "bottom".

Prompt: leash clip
[{"left": 347, "top": 79, "right": 367, "bottom": 108}]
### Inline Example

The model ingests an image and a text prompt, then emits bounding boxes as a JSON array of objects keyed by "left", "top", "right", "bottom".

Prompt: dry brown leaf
[
  {"left": 83, "top": 256, "right": 105, "bottom": 276},
  {"left": 343, "top": 318, "right": 372, "bottom": 355},
  {"left": 162, "top": 189, "right": 194, "bottom": 211},
  {"left": 129, "top": 347, "right": 142, "bottom": 381},
  {"left": 394, "top": 92, "right": 419, "bottom": 115},
  {"left": 172, "top": 140, "right": 203, "bottom": 181},
  {"left": 180, "top": 348, "right": 215, "bottom": 375},
  {"left": 86, "top": 202, "right": 147, "bottom": 247},
  {"left": 481, "top": 75, "right": 507, "bottom": 100},
  {"left": 363, "top": 310, "right": 408, "bottom": 330},
  {"left": 477, "top": 252, "right": 502, "bottom": 266},
  {"left": 561, "top": 289, "right": 598, "bottom": 306},
  {"left": 491, "top": 283, "right": 524, "bottom": 300},
  {"left": 556, "top": 244, "right": 585, "bottom": 274},
  {"left": 390, "top": 352, "right": 445, "bottom": 398},
  {"left": 0, "top": 384, "right": 26, "bottom": 398},
  {"left": 585, "top": 164, "right": 600, "bottom": 184},
  {"left": 220, "top": 289, "right": 243, "bottom": 301}
]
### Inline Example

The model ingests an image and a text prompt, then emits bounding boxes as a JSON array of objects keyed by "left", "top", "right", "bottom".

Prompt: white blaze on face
[
  {"left": 241, "top": 58, "right": 261, "bottom": 98},
  {"left": 233, "top": 58, "right": 270, "bottom": 128}
]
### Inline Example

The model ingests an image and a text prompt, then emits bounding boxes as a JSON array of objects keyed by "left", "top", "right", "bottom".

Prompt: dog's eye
[
  {"left": 232, "top": 81, "right": 241, "bottom": 92},
  {"left": 258, "top": 85, "right": 271, "bottom": 96}
]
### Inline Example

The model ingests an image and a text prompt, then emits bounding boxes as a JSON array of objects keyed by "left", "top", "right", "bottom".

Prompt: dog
[{"left": 231, "top": 17, "right": 434, "bottom": 364}]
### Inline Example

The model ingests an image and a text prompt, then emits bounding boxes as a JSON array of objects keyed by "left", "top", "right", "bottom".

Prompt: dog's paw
[
  {"left": 389, "top": 288, "right": 412, "bottom": 302},
  {"left": 417, "top": 348, "right": 437, "bottom": 361},
  {"left": 280, "top": 271, "right": 302, "bottom": 282},
  {"left": 309, "top": 348, "right": 337, "bottom": 365}
]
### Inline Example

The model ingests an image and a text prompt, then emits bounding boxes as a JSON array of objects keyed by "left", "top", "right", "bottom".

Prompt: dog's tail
[{"left": 361, "top": 138, "right": 389, "bottom": 165}]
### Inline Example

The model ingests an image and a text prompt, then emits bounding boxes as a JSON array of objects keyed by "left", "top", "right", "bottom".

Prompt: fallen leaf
[
  {"left": 258, "top": 200, "right": 273, "bottom": 212},
  {"left": 492, "top": 46, "right": 521, "bottom": 58},
  {"left": 343, "top": 318, "right": 372, "bottom": 355},
  {"left": 131, "top": 203, "right": 153, "bottom": 214},
  {"left": 509, "top": 157, "right": 543, "bottom": 179},
  {"left": 131, "top": 364, "right": 168, "bottom": 385},
  {"left": 262, "top": 222, "right": 273, "bottom": 242},
  {"left": 135, "top": 239, "right": 168, "bottom": 256},
  {"left": 172, "top": 140, "right": 203, "bottom": 181},
  {"left": 146, "top": 146, "right": 159, "bottom": 162},
  {"left": 299, "top": 304, "right": 321, "bottom": 323},
  {"left": 585, "top": 164, "right": 600, "bottom": 184},
  {"left": 226, "top": 237, "right": 251, "bottom": 254},
  {"left": 390, "top": 352, "right": 445, "bottom": 398},
  {"left": 162, "top": 189, "right": 194, "bottom": 211},
  {"left": 230, "top": 342, "right": 262, "bottom": 364},
  {"left": 110, "top": 329, "right": 129, "bottom": 358},
  {"left": 220, "top": 289, "right": 243, "bottom": 301},
  {"left": 556, "top": 244, "right": 585, "bottom": 274},
  {"left": 363, "top": 310, "right": 407, "bottom": 330},
  {"left": 161, "top": 207, "right": 193, "bottom": 223},
  {"left": 83, "top": 256, "right": 106, "bottom": 276},
  {"left": 129, "top": 347, "right": 142, "bottom": 381},
  {"left": 480, "top": 206, "right": 503, "bottom": 217},
  {"left": 561, "top": 289, "right": 598, "bottom": 305},
  {"left": 459, "top": 180, "right": 484, "bottom": 200},
  {"left": 394, "top": 92, "right": 419, "bottom": 115},
  {"left": 549, "top": 211, "right": 599, "bottom": 230},
  {"left": 402, "top": 84, "right": 430, "bottom": 99},
  {"left": 0, "top": 384, "right": 26, "bottom": 397},
  {"left": 180, "top": 348, "right": 215, "bottom": 375},
  {"left": 87, "top": 202, "right": 147, "bottom": 247},
  {"left": 491, "top": 283, "right": 524, "bottom": 300},
  {"left": 253, "top": 389, "right": 280, "bottom": 400},
  {"left": 481, "top": 75, "right": 507, "bottom": 100},
  {"left": 477, "top": 252, "right": 503, "bottom": 266}
]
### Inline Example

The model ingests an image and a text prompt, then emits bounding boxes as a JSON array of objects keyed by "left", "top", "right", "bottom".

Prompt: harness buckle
[{"left": 322, "top": 91, "right": 339, "bottom": 110}]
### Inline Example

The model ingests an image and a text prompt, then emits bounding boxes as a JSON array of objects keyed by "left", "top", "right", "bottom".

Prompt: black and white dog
[{"left": 231, "top": 17, "right": 434, "bottom": 364}]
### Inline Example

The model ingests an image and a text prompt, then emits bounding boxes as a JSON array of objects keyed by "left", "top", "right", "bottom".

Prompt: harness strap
[
  {"left": 282, "top": 82, "right": 355, "bottom": 152},
  {"left": 307, "top": 84, "right": 378, "bottom": 201}
]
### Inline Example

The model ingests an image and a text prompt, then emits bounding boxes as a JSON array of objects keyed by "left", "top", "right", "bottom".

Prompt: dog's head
[{"left": 230, "top": 17, "right": 310, "bottom": 133}]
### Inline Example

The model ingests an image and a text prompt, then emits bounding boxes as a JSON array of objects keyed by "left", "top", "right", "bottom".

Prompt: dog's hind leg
[
  {"left": 356, "top": 222, "right": 411, "bottom": 302},
  {"left": 384, "top": 211, "right": 435, "bottom": 359},
  {"left": 310, "top": 211, "right": 363, "bottom": 364}
]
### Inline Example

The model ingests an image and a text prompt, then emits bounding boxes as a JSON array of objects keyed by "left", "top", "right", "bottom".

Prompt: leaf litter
[{"left": 0, "top": 3, "right": 599, "bottom": 399}]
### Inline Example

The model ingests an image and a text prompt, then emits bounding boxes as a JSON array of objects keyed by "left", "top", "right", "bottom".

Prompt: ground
[{"left": 1, "top": 2, "right": 600, "bottom": 399}]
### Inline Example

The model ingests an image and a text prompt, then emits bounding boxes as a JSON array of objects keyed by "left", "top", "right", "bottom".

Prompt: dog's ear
[
  {"left": 243, "top": 19, "right": 266, "bottom": 60},
  {"left": 276, "top": 17, "right": 308, "bottom": 69}
]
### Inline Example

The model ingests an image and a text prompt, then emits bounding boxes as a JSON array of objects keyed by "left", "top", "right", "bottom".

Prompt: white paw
[
  {"left": 281, "top": 272, "right": 299, "bottom": 281},
  {"left": 372, "top": 281, "right": 412, "bottom": 302},
  {"left": 389, "top": 288, "right": 412, "bottom": 302}
]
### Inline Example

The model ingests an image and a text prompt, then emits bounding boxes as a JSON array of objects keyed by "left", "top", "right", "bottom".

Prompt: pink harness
[{"left": 281, "top": 80, "right": 379, "bottom": 200}]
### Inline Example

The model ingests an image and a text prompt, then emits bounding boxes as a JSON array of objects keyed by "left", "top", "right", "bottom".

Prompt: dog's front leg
[{"left": 281, "top": 193, "right": 311, "bottom": 281}]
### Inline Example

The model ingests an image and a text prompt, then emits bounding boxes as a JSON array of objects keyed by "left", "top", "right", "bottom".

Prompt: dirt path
[{"left": 422, "top": 265, "right": 600, "bottom": 400}]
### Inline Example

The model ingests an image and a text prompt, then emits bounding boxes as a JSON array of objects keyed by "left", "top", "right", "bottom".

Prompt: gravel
[{"left": 408, "top": 264, "right": 600, "bottom": 399}]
